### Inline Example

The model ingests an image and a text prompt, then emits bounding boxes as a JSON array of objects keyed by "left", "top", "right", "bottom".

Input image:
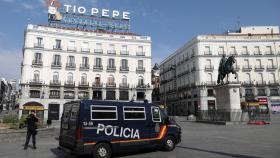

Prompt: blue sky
[{"left": 0, "top": 0, "right": 280, "bottom": 80}]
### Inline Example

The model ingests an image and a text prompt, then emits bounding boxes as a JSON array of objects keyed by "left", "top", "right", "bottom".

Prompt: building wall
[
  {"left": 19, "top": 24, "right": 152, "bottom": 121},
  {"left": 160, "top": 27, "right": 280, "bottom": 116}
]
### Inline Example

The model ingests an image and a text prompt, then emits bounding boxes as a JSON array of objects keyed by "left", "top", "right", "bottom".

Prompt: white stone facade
[
  {"left": 160, "top": 26, "right": 280, "bottom": 116},
  {"left": 19, "top": 24, "right": 152, "bottom": 121}
]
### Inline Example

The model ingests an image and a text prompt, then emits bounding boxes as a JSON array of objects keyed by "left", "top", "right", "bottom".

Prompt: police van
[{"left": 59, "top": 100, "right": 181, "bottom": 158}]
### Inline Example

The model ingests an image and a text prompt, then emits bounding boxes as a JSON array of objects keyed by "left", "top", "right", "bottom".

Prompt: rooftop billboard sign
[{"left": 47, "top": 0, "right": 130, "bottom": 32}]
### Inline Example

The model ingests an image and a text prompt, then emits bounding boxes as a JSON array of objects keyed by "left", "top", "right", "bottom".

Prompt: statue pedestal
[{"left": 214, "top": 83, "right": 242, "bottom": 122}]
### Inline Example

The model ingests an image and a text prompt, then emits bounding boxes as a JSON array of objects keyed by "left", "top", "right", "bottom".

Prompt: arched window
[
  {"left": 258, "top": 73, "right": 263, "bottom": 83},
  {"left": 81, "top": 73, "right": 87, "bottom": 84},
  {"left": 245, "top": 73, "right": 251, "bottom": 82},
  {"left": 33, "top": 70, "right": 40, "bottom": 82},
  {"left": 207, "top": 73, "right": 213, "bottom": 83},
  {"left": 53, "top": 72, "right": 59, "bottom": 82},
  {"left": 107, "top": 75, "right": 115, "bottom": 85},
  {"left": 95, "top": 74, "right": 101, "bottom": 85},
  {"left": 122, "top": 75, "right": 127, "bottom": 84},
  {"left": 67, "top": 73, "right": 73, "bottom": 84},
  {"left": 138, "top": 76, "right": 144, "bottom": 86}
]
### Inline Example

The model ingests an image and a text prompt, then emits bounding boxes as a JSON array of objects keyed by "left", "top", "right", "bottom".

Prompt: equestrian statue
[{"left": 217, "top": 54, "right": 237, "bottom": 85}]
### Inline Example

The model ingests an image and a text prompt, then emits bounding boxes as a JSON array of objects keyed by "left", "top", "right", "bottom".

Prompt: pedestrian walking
[{"left": 24, "top": 111, "right": 39, "bottom": 150}]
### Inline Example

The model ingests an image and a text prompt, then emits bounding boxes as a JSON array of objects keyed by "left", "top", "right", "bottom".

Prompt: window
[
  {"left": 122, "top": 75, "right": 127, "bottom": 84},
  {"left": 218, "top": 46, "right": 224, "bottom": 55},
  {"left": 55, "top": 39, "right": 61, "bottom": 49},
  {"left": 96, "top": 43, "right": 102, "bottom": 49},
  {"left": 123, "top": 107, "right": 146, "bottom": 120},
  {"left": 34, "top": 53, "right": 42, "bottom": 63},
  {"left": 254, "top": 46, "right": 260, "bottom": 54},
  {"left": 242, "top": 46, "right": 248, "bottom": 54},
  {"left": 36, "top": 37, "right": 43, "bottom": 46},
  {"left": 53, "top": 55, "right": 61, "bottom": 65},
  {"left": 68, "top": 41, "right": 75, "bottom": 50},
  {"left": 82, "top": 57, "right": 89, "bottom": 67},
  {"left": 33, "top": 71, "right": 40, "bottom": 82},
  {"left": 53, "top": 72, "right": 59, "bottom": 82},
  {"left": 81, "top": 73, "right": 87, "bottom": 84},
  {"left": 138, "top": 60, "right": 143, "bottom": 68},
  {"left": 266, "top": 46, "right": 272, "bottom": 54},
  {"left": 138, "top": 76, "right": 144, "bottom": 86},
  {"left": 109, "top": 44, "right": 115, "bottom": 50},
  {"left": 67, "top": 73, "right": 73, "bottom": 84},
  {"left": 122, "top": 45, "right": 127, "bottom": 51},
  {"left": 108, "top": 58, "right": 115, "bottom": 68},
  {"left": 207, "top": 89, "right": 214, "bottom": 96},
  {"left": 95, "top": 58, "right": 102, "bottom": 67},
  {"left": 230, "top": 46, "right": 236, "bottom": 55},
  {"left": 244, "top": 59, "right": 249, "bottom": 67},
  {"left": 81, "top": 42, "right": 89, "bottom": 52},
  {"left": 205, "top": 46, "right": 210, "bottom": 55},
  {"left": 95, "top": 75, "right": 101, "bottom": 85},
  {"left": 151, "top": 107, "right": 161, "bottom": 122},
  {"left": 91, "top": 105, "right": 117, "bottom": 120},
  {"left": 67, "top": 56, "right": 75, "bottom": 66},
  {"left": 121, "top": 59, "right": 128, "bottom": 68},
  {"left": 268, "top": 59, "right": 273, "bottom": 66},
  {"left": 107, "top": 75, "right": 115, "bottom": 85}
]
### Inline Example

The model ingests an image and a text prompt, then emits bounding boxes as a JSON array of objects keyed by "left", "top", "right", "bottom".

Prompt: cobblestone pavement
[{"left": 0, "top": 115, "right": 279, "bottom": 158}]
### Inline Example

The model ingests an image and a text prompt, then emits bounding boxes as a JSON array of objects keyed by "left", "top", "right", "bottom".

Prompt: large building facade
[
  {"left": 19, "top": 24, "right": 152, "bottom": 121},
  {"left": 160, "top": 26, "right": 280, "bottom": 116}
]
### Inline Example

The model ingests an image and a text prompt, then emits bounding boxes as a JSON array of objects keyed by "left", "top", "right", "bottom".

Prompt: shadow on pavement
[
  {"left": 177, "top": 146, "right": 261, "bottom": 158},
  {"left": 50, "top": 147, "right": 157, "bottom": 158}
]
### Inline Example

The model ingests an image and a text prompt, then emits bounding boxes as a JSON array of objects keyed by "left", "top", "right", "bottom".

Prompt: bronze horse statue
[{"left": 217, "top": 55, "right": 237, "bottom": 85}]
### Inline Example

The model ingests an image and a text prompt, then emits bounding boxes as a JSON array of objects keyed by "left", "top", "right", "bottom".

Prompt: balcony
[
  {"left": 254, "top": 51, "right": 262, "bottom": 55},
  {"left": 241, "top": 52, "right": 249, "bottom": 56},
  {"left": 254, "top": 65, "right": 265, "bottom": 71},
  {"left": 64, "top": 94, "right": 75, "bottom": 99},
  {"left": 53, "top": 46, "right": 62, "bottom": 50},
  {"left": 136, "top": 67, "right": 145, "bottom": 73},
  {"left": 265, "top": 51, "right": 274, "bottom": 55},
  {"left": 78, "top": 92, "right": 89, "bottom": 99},
  {"left": 94, "top": 49, "right": 103, "bottom": 54},
  {"left": 49, "top": 93, "right": 60, "bottom": 99},
  {"left": 81, "top": 48, "right": 90, "bottom": 53},
  {"left": 30, "top": 90, "right": 41, "bottom": 98},
  {"left": 67, "top": 47, "right": 76, "bottom": 52},
  {"left": 205, "top": 65, "right": 214, "bottom": 71},
  {"left": 32, "top": 60, "right": 43, "bottom": 67},
  {"left": 256, "top": 81, "right": 266, "bottom": 86},
  {"left": 93, "top": 65, "right": 103, "bottom": 71},
  {"left": 51, "top": 63, "right": 62, "bottom": 69},
  {"left": 233, "top": 65, "right": 240, "bottom": 71},
  {"left": 29, "top": 79, "right": 43, "bottom": 85},
  {"left": 137, "top": 84, "right": 150, "bottom": 89},
  {"left": 229, "top": 51, "right": 238, "bottom": 55},
  {"left": 34, "top": 43, "right": 44, "bottom": 48},
  {"left": 119, "top": 83, "right": 129, "bottom": 89},
  {"left": 107, "top": 50, "right": 116, "bottom": 55},
  {"left": 242, "top": 65, "right": 252, "bottom": 71},
  {"left": 120, "top": 51, "right": 129, "bottom": 55},
  {"left": 66, "top": 63, "right": 76, "bottom": 70},
  {"left": 92, "top": 82, "right": 103, "bottom": 88},
  {"left": 204, "top": 51, "right": 212, "bottom": 55},
  {"left": 120, "top": 66, "right": 129, "bottom": 72},
  {"left": 107, "top": 66, "right": 116, "bottom": 72},
  {"left": 242, "top": 81, "right": 254, "bottom": 86},
  {"left": 49, "top": 80, "right": 61, "bottom": 86},
  {"left": 64, "top": 82, "right": 75, "bottom": 88},
  {"left": 136, "top": 52, "right": 145, "bottom": 56},
  {"left": 80, "top": 64, "right": 90, "bottom": 71},
  {"left": 218, "top": 51, "right": 225, "bottom": 55},
  {"left": 78, "top": 82, "right": 89, "bottom": 88},
  {"left": 106, "top": 83, "right": 116, "bottom": 88},
  {"left": 205, "top": 81, "right": 216, "bottom": 86},
  {"left": 268, "top": 80, "right": 279, "bottom": 86},
  {"left": 267, "top": 65, "right": 277, "bottom": 71}
]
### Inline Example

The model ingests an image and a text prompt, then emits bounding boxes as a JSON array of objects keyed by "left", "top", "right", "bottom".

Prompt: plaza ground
[{"left": 0, "top": 115, "right": 279, "bottom": 158}]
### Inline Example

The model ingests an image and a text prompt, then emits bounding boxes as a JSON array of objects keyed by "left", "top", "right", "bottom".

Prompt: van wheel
[
  {"left": 93, "top": 143, "right": 111, "bottom": 158},
  {"left": 162, "top": 136, "right": 176, "bottom": 151}
]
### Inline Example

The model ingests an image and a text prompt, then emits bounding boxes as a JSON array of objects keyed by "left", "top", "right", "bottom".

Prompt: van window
[
  {"left": 91, "top": 105, "right": 117, "bottom": 120},
  {"left": 123, "top": 107, "right": 146, "bottom": 120},
  {"left": 151, "top": 107, "right": 161, "bottom": 122}
]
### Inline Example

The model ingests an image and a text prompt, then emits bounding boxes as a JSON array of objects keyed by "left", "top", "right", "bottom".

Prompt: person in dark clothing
[{"left": 24, "top": 111, "right": 39, "bottom": 150}]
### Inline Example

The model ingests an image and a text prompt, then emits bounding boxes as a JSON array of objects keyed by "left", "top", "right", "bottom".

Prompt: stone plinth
[{"left": 214, "top": 83, "right": 242, "bottom": 122}]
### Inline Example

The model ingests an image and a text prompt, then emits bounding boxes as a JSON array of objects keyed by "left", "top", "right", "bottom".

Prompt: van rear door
[{"left": 59, "top": 102, "right": 80, "bottom": 149}]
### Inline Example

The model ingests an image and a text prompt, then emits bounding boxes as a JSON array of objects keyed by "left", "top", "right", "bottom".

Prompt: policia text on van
[{"left": 59, "top": 100, "right": 181, "bottom": 158}]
